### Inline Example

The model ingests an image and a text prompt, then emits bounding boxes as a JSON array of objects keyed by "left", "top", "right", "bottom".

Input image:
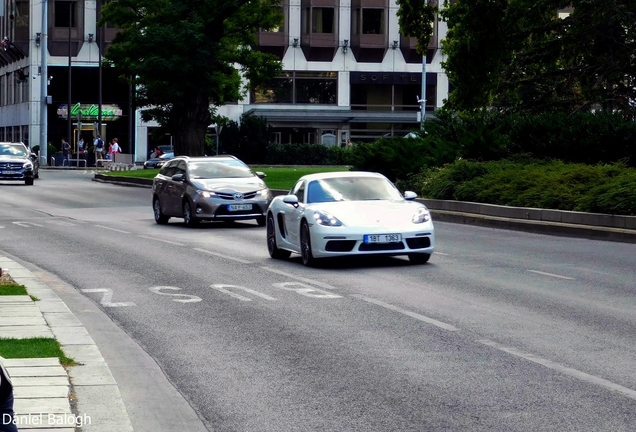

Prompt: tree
[
  {"left": 99, "top": 0, "right": 284, "bottom": 156},
  {"left": 437, "top": 0, "right": 636, "bottom": 114},
  {"left": 395, "top": 0, "right": 437, "bottom": 56}
]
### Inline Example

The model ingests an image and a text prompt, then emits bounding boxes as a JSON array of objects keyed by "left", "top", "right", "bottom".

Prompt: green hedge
[
  {"left": 410, "top": 158, "right": 636, "bottom": 215},
  {"left": 265, "top": 143, "right": 356, "bottom": 165}
]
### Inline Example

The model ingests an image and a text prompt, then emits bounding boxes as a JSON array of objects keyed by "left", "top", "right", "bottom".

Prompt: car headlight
[
  {"left": 314, "top": 210, "right": 342, "bottom": 227},
  {"left": 23, "top": 162, "right": 33, "bottom": 170},
  {"left": 412, "top": 207, "right": 431, "bottom": 224},
  {"left": 196, "top": 190, "right": 216, "bottom": 198},
  {"left": 256, "top": 188, "right": 270, "bottom": 197}
]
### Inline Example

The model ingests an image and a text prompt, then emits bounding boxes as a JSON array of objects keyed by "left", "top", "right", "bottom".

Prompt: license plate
[
  {"left": 364, "top": 234, "right": 402, "bottom": 244},
  {"left": 227, "top": 204, "right": 253, "bottom": 211},
  {"left": 0, "top": 170, "right": 5, "bottom": 174}
]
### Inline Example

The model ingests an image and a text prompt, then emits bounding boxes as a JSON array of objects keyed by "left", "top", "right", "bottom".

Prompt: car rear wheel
[
  {"left": 153, "top": 198, "right": 170, "bottom": 224},
  {"left": 183, "top": 201, "right": 199, "bottom": 227},
  {"left": 300, "top": 222, "right": 316, "bottom": 267},
  {"left": 34, "top": 172, "right": 39, "bottom": 179},
  {"left": 408, "top": 253, "right": 431, "bottom": 264},
  {"left": 267, "top": 214, "right": 291, "bottom": 260},
  {"left": 25, "top": 178, "right": 34, "bottom": 186}
]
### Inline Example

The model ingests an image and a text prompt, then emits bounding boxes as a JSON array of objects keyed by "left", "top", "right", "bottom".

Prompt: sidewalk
[{"left": 0, "top": 257, "right": 133, "bottom": 432}]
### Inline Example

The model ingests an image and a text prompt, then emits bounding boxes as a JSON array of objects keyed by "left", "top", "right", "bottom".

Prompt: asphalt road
[{"left": 1, "top": 170, "right": 636, "bottom": 431}]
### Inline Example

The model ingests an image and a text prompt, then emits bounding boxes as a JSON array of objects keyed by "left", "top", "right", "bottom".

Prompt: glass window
[
  {"left": 306, "top": 176, "right": 403, "bottom": 202},
  {"left": 292, "top": 181, "right": 305, "bottom": 203},
  {"left": 312, "top": 8, "right": 335, "bottom": 34},
  {"left": 187, "top": 161, "right": 253, "bottom": 179},
  {"left": 362, "top": 9, "right": 384, "bottom": 35},
  {"left": 252, "top": 74, "right": 293, "bottom": 104},
  {"left": 160, "top": 160, "right": 177, "bottom": 177},
  {"left": 15, "top": 0, "right": 29, "bottom": 28},
  {"left": 55, "top": 1, "right": 77, "bottom": 27},
  {"left": 175, "top": 160, "right": 187, "bottom": 176},
  {"left": 295, "top": 77, "right": 338, "bottom": 104}
]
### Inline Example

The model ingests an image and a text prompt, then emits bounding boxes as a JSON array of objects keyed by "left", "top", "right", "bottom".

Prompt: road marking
[
  {"left": 261, "top": 266, "right": 338, "bottom": 290},
  {"left": 81, "top": 289, "right": 136, "bottom": 307},
  {"left": 46, "top": 220, "right": 77, "bottom": 227},
  {"left": 272, "top": 282, "right": 342, "bottom": 298},
  {"left": 477, "top": 339, "right": 636, "bottom": 401},
  {"left": 148, "top": 286, "right": 202, "bottom": 303},
  {"left": 13, "top": 221, "right": 44, "bottom": 227},
  {"left": 434, "top": 252, "right": 449, "bottom": 256},
  {"left": 194, "top": 248, "right": 253, "bottom": 264},
  {"left": 352, "top": 295, "right": 459, "bottom": 331},
  {"left": 210, "top": 284, "right": 278, "bottom": 301},
  {"left": 138, "top": 235, "right": 185, "bottom": 246},
  {"left": 95, "top": 225, "right": 130, "bottom": 234},
  {"left": 527, "top": 270, "right": 574, "bottom": 280}
]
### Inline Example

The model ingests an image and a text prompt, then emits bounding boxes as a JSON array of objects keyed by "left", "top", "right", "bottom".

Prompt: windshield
[
  {"left": 0, "top": 144, "right": 27, "bottom": 157},
  {"left": 188, "top": 161, "right": 254, "bottom": 179},
  {"left": 306, "top": 177, "right": 404, "bottom": 203}
]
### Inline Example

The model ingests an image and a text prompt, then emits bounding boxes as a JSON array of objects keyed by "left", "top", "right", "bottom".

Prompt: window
[
  {"left": 362, "top": 9, "right": 384, "bottom": 35},
  {"left": 55, "top": 1, "right": 77, "bottom": 27},
  {"left": 15, "top": 0, "right": 29, "bottom": 28},
  {"left": 252, "top": 72, "right": 338, "bottom": 105},
  {"left": 292, "top": 181, "right": 306, "bottom": 203},
  {"left": 312, "top": 8, "right": 335, "bottom": 33}
]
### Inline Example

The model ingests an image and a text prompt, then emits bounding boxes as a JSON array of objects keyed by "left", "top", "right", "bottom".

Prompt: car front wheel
[
  {"left": 300, "top": 222, "right": 316, "bottom": 267},
  {"left": 153, "top": 198, "right": 170, "bottom": 224},
  {"left": 183, "top": 201, "right": 199, "bottom": 227},
  {"left": 267, "top": 214, "right": 291, "bottom": 260},
  {"left": 408, "top": 253, "right": 431, "bottom": 264}
]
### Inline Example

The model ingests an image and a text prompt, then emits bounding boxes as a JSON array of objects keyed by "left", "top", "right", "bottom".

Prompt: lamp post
[
  {"left": 67, "top": 2, "right": 72, "bottom": 152},
  {"left": 40, "top": 0, "right": 48, "bottom": 165}
]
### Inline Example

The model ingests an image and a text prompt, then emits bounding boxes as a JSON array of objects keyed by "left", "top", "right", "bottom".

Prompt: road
[{"left": 1, "top": 170, "right": 636, "bottom": 431}]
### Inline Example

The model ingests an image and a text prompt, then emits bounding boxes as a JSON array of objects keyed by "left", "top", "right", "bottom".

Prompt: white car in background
[{"left": 266, "top": 171, "right": 435, "bottom": 266}]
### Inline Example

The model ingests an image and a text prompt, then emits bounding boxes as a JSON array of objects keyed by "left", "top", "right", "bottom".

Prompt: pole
[
  {"left": 40, "top": 0, "right": 48, "bottom": 165},
  {"left": 129, "top": 76, "right": 133, "bottom": 161},
  {"left": 420, "top": 51, "right": 426, "bottom": 130},
  {"left": 67, "top": 3, "right": 72, "bottom": 155},
  {"left": 97, "top": 0, "right": 103, "bottom": 139}
]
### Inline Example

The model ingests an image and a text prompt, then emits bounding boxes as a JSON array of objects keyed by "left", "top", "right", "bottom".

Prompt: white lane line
[
  {"left": 351, "top": 295, "right": 459, "bottom": 332},
  {"left": 527, "top": 270, "right": 574, "bottom": 280},
  {"left": 194, "top": 248, "right": 253, "bottom": 264},
  {"left": 210, "top": 284, "right": 277, "bottom": 301},
  {"left": 478, "top": 339, "right": 636, "bottom": 401},
  {"left": 138, "top": 235, "right": 185, "bottom": 246},
  {"left": 95, "top": 225, "right": 131, "bottom": 234},
  {"left": 434, "top": 252, "right": 449, "bottom": 256},
  {"left": 260, "top": 266, "right": 338, "bottom": 290}
]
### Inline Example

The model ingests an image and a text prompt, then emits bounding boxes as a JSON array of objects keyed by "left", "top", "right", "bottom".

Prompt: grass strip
[
  {"left": 0, "top": 285, "right": 28, "bottom": 296},
  {"left": 102, "top": 166, "right": 351, "bottom": 190},
  {"left": 0, "top": 337, "right": 76, "bottom": 366}
]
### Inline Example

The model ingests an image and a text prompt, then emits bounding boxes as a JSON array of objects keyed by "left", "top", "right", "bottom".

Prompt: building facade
[
  {"left": 0, "top": 0, "right": 450, "bottom": 164},
  {"left": 217, "top": 0, "right": 450, "bottom": 145}
]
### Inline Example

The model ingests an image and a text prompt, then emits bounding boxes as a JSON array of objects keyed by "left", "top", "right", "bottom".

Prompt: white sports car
[{"left": 266, "top": 171, "right": 435, "bottom": 266}]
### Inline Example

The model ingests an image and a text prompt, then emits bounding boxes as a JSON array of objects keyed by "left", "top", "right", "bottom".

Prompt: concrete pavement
[{"left": 0, "top": 257, "right": 133, "bottom": 432}]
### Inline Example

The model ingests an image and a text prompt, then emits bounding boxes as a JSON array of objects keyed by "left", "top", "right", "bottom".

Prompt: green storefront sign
[{"left": 57, "top": 103, "right": 123, "bottom": 121}]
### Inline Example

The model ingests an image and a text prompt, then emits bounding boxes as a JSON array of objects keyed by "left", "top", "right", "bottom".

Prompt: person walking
[
  {"left": 61, "top": 138, "right": 71, "bottom": 165},
  {"left": 0, "top": 360, "right": 18, "bottom": 432},
  {"left": 94, "top": 135, "right": 104, "bottom": 165},
  {"left": 78, "top": 137, "right": 85, "bottom": 153}
]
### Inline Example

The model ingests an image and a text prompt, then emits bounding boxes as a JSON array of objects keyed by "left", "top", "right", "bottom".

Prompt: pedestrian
[
  {"left": 0, "top": 360, "right": 18, "bottom": 432},
  {"left": 111, "top": 138, "right": 121, "bottom": 155},
  {"left": 61, "top": 138, "right": 71, "bottom": 165},
  {"left": 94, "top": 135, "right": 104, "bottom": 165},
  {"left": 78, "top": 137, "right": 85, "bottom": 153},
  {"left": 106, "top": 140, "right": 113, "bottom": 160}
]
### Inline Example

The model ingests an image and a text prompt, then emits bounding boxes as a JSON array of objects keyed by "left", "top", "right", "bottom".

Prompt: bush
[
  {"left": 412, "top": 158, "right": 636, "bottom": 215},
  {"left": 266, "top": 143, "right": 330, "bottom": 165}
]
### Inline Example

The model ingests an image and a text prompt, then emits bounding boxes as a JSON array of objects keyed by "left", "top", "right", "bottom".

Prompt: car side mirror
[
  {"left": 255, "top": 171, "right": 267, "bottom": 179},
  {"left": 404, "top": 191, "right": 418, "bottom": 200},
  {"left": 171, "top": 173, "right": 185, "bottom": 182},
  {"left": 29, "top": 154, "right": 37, "bottom": 161},
  {"left": 282, "top": 194, "right": 299, "bottom": 208}
]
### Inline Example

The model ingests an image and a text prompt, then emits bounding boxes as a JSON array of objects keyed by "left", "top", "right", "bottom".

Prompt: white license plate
[
  {"left": 227, "top": 204, "right": 253, "bottom": 211},
  {"left": 364, "top": 234, "right": 402, "bottom": 244},
  {"left": 0, "top": 170, "right": 5, "bottom": 174}
]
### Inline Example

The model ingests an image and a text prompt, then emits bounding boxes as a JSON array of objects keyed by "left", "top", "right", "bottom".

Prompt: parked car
[
  {"left": 152, "top": 155, "right": 272, "bottom": 226},
  {"left": 144, "top": 152, "right": 174, "bottom": 169},
  {"left": 0, "top": 142, "right": 39, "bottom": 185},
  {"left": 265, "top": 171, "right": 435, "bottom": 266}
]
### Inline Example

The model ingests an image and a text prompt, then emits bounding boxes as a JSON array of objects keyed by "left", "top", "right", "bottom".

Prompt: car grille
[
  {"left": 0, "top": 162, "right": 23, "bottom": 170},
  {"left": 358, "top": 242, "right": 405, "bottom": 252},
  {"left": 405, "top": 237, "right": 431, "bottom": 249},
  {"left": 325, "top": 240, "right": 356, "bottom": 252},
  {"left": 216, "top": 191, "right": 258, "bottom": 200}
]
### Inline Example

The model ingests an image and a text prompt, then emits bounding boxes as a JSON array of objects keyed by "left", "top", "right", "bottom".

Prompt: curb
[
  {"left": 0, "top": 257, "right": 134, "bottom": 432},
  {"left": 92, "top": 173, "right": 636, "bottom": 244}
]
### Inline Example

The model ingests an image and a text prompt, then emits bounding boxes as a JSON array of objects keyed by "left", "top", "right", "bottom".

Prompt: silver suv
[
  {"left": 152, "top": 155, "right": 272, "bottom": 227},
  {"left": 0, "top": 142, "right": 39, "bottom": 186}
]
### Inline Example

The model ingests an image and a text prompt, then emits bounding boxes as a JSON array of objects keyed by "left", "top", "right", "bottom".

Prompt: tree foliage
[
  {"left": 396, "top": 0, "right": 636, "bottom": 114},
  {"left": 99, "top": 0, "right": 283, "bottom": 156}
]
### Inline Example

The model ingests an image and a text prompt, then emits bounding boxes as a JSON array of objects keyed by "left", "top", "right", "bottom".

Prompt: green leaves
[{"left": 396, "top": 0, "right": 437, "bottom": 55}]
